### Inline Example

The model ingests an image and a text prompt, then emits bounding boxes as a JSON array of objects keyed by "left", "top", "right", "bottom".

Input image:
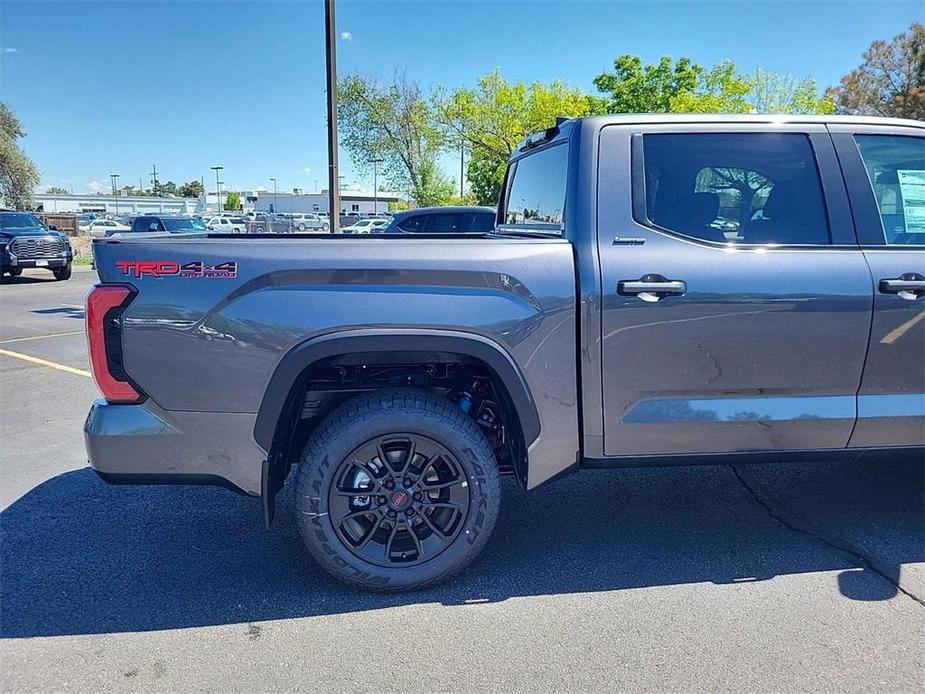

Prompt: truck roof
[
  {"left": 515, "top": 113, "right": 923, "bottom": 155},
  {"left": 568, "top": 113, "right": 925, "bottom": 129}
]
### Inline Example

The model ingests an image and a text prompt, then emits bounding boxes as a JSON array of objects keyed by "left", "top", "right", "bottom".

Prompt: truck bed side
[{"left": 91, "top": 235, "right": 579, "bottom": 490}]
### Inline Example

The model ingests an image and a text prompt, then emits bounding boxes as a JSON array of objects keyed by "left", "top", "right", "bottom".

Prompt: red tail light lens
[{"left": 86, "top": 284, "right": 143, "bottom": 403}]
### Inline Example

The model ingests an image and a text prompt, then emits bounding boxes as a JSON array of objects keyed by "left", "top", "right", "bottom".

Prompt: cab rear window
[{"left": 501, "top": 143, "right": 568, "bottom": 233}]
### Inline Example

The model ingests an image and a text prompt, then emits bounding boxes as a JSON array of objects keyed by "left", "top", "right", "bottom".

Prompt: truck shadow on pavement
[
  {"left": 2, "top": 459, "right": 922, "bottom": 637},
  {"left": 0, "top": 276, "right": 58, "bottom": 285}
]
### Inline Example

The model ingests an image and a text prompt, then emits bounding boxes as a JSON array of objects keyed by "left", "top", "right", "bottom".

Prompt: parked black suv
[
  {"left": 130, "top": 215, "right": 208, "bottom": 234},
  {"left": 380, "top": 206, "right": 497, "bottom": 233},
  {"left": 0, "top": 211, "right": 73, "bottom": 281}
]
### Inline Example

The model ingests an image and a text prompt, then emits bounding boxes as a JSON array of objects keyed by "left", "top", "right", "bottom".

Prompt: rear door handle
[
  {"left": 879, "top": 273, "right": 925, "bottom": 299},
  {"left": 618, "top": 274, "right": 687, "bottom": 303}
]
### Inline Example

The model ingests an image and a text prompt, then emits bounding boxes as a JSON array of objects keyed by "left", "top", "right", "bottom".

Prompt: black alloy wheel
[
  {"left": 295, "top": 388, "right": 501, "bottom": 591},
  {"left": 329, "top": 434, "right": 471, "bottom": 567}
]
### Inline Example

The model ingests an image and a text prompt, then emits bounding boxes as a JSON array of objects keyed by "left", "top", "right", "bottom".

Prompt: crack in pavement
[{"left": 728, "top": 464, "right": 925, "bottom": 608}]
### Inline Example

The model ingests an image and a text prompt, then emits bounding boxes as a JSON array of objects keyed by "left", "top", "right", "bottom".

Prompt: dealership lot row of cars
[
  {"left": 77, "top": 210, "right": 394, "bottom": 236},
  {"left": 75, "top": 206, "right": 499, "bottom": 238},
  {"left": 2, "top": 204, "right": 500, "bottom": 281}
]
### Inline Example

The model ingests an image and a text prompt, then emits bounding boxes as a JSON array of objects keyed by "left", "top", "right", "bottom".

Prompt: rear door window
[
  {"left": 855, "top": 135, "right": 925, "bottom": 245},
  {"left": 461, "top": 212, "right": 496, "bottom": 232},
  {"left": 398, "top": 215, "right": 424, "bottom": 232},
  {"left": 640, "top": 133, "right": 830, "bottom": 245},
  {"left": 423, "top": 213, "right": 460, "bottom": 232}
]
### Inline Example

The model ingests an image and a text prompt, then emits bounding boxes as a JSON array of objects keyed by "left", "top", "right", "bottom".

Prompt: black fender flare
[{"left": 253, "top": 328, "right": 541, "bottom": 454}]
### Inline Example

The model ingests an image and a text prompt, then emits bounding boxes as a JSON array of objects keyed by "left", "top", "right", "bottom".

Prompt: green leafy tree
[
  {"left": 594, "top": 55, "right": 751, "bottom": 114},
  {"left": 178, "top": 179, "right": 204, "bottom": 198},
  {"left": 224, "top": 191, "right": 242, "bottom": 211},
  {"left": 45, "top": 186, "right": 69, "bottom": 195},
  {"left": 747, "top": 68, "right": 835, "bottom": 114},
  {"left": 669, "top": 61, "right": 752, "bottom": 113},
  {"left": 0, "top": 103, "right": 40, "bottom": 209},
  {"left": 465, "top": 152, "right": 508, "bottom": 207},
  {"left": 338, "top": 72, "right": 451, "bottom": 206},
  {"left": 160, "top": 180, "right": 178, "bottom": 196},
  {"left": 434, "top": 70, "right": 596, "bottom": 204},
  {"left": 826, "top": 22, "right": 924, "bottom": 119}
]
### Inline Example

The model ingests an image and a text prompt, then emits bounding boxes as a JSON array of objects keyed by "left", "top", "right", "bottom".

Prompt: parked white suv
[
  {"left": 87, "top": 219, "right": 131, "bottom": 238},
  {"left": 289, "top": 213, "right": 329, "bottom": 232},
  {"left": 206, "top": 217, "right": 246, "bottom": 233},
  {"left": 342, "top": 218, "right": 389, "bottom": 234}
]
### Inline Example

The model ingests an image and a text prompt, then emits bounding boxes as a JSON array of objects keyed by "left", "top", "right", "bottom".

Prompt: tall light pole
[
  {"left": 110, "top": 174, "right": 120, "bottom": 214},
  {"left": 324, "top": 0, "right": 341, "bottom": 232},
  {"left": 150, "top": 163, "right": 159, "bottom": 196},
  {"left": 368, "top": 157, "right": 382, "bottom": 214},
  {"left": 459, "top": 142, "right": 465, "bottom": 197},
  {"left": 270, "top": 177, "right": 278, "bottom": 213},
  {"left": 211, "top": 166, "right": 223, "bottom": 213}
]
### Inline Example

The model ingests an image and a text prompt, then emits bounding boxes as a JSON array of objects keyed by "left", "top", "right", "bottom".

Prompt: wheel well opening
[{"left": 267, "top": 351, "right": 528, "bottom": 487}]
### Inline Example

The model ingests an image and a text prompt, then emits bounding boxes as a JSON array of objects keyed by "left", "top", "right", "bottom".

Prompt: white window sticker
[{"left": 897, "top": 170, "right": 925, "bottom": 233}]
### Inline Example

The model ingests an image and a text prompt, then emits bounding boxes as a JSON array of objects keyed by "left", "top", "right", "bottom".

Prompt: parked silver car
[{"left": 289, "top": 213, "right": 330, "bottom": 232}]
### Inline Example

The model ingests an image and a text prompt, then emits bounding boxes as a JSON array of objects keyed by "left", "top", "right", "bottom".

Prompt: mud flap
[{"left": 261, "top": 458, "right": 283, "bottom": 529}]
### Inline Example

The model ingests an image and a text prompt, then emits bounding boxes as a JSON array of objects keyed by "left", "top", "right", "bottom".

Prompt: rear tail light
[{"left": 86, "top": 284, "right": 144, "bottom": 403}]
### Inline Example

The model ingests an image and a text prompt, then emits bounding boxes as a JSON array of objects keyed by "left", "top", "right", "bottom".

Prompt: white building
[
  {"left": 34, "top": 192, "right": 198, "bottom": 215},
  {"left": 256, "top": 189, "right": 401, "bottom": 215}
]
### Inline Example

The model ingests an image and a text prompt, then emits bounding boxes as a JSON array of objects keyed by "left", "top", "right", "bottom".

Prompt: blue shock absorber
[{"left": 457, "top": 380, "right": 477, "bottom": 414}]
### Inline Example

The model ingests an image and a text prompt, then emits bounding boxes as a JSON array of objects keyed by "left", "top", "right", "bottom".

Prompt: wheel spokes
[
  {"left": 329, "top": 433, "right": 471, "bottom": 568},
  {"left": 405, "top": 520, "right": 425, "bottom": 558},
  {"left": 383, "top": 521, "right": 401, "bottom": 560},
  {"left": 356, "top": 509, "right": 385, "bottom": 550},
  {"left": 417, "top": 508, "right": 450, "bottom": 538},
  {"left": 400, "top": 438, "right": 416, "bottom": 475}
]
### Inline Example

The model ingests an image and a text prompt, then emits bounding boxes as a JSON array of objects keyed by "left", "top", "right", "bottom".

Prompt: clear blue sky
[{"left": 1, "top": 0, "right": 920, "bottom": 195}]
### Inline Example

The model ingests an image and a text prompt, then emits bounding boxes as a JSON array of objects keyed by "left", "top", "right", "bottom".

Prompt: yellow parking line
[
  {"left": 880, "top": 309, "right": 925, "bottom": 345},
  {"left": 0, "top": 330, "right": 85, "bottom": 344},
  {"left": 0, "top": 347, "right": 92, "bottom": 378}
]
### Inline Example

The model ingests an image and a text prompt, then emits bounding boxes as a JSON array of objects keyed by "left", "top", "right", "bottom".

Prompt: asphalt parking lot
[{"left": 1, "top": 268, "right": 923, "bottom": 693}]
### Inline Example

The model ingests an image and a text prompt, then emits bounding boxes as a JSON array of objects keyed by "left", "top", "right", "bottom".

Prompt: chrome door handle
[
  {"left": 618, "top": 274, "right": 687, "bottom": 303},
  {"left": 879, "top": 274, "right": 925, "bottom": 300}
]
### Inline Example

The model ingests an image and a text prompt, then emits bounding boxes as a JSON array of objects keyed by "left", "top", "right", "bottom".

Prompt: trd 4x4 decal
[{"left": 115, "top": 260, "right": 238, "bottom": 279}]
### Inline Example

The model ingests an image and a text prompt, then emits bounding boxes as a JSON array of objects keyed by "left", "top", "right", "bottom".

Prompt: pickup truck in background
[
  {"left": 246, "top": 212, "right": 291, "bottom": 234},
  {"left": 0, "top": 211, "right": 73, "bottom": 281},
  {"left": 84, "top": 115, "right": 924, "bottom": 590}
]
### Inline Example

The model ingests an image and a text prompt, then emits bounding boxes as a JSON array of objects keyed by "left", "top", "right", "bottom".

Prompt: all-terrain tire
[{"left": 295, "top": 388, "right": 501, "bottom": 591}]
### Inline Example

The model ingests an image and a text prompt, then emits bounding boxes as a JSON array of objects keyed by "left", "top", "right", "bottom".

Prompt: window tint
[
  {"left": 398, "top": 215, "right": 424, "bottom": 232},
  {"left": 0, "top": 213, "right": 44, "bottom": 229},
  {"left": 855, "top": 135, "right": 925, "bottom": 245},
  {"left": 132, "top": 217, "right": 154, "bottom": 232},
  {"left": 423, "top": 213, "right": 460, "bottom": 232},
  {"left": 163, "top": 218, "right": 202, "bottom": 231},
  {"left": 503, "top": 143, "right": 568, "bottom": 231},
  {"left": 641, "top": 133, "right": 830, "bottom": 245},
  {"left": 461, "top": 212, "right": 495, "bottom": 232}
]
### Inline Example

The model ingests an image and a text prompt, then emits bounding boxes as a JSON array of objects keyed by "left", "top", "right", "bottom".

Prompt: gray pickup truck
[{"left": 84, "top": 114, "right": 924, "bottom": 590}]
